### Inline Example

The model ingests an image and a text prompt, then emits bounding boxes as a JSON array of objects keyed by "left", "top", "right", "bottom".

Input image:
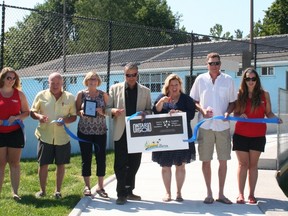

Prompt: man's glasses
[
  {"left": 208, "top": 61, "right": 221, "bottom": 66},
  {"left": 125, "top": 73, "right": 138, "bottom": 78},
  {"left": 6, "top": 76, "right": 16, "bottom": 81},
  {"left": 245, "top": 77, "right": 257, "bottom": 82}
]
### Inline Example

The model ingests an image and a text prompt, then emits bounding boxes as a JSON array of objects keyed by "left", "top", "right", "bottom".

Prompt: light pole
[{"left": 250, "top": 0, "right": 254, "bottom": 54}]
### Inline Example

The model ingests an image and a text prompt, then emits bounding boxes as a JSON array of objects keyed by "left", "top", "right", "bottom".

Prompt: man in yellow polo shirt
[{"left": 30, "top": 72, "right": 76, "bottom": 199}]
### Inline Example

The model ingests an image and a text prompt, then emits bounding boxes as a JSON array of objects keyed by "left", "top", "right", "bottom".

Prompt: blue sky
[
  {"left": 5, "top": 0, "right": 275, "bottom": 36},
  {"left": 166, "top": 0, "right": 274, "bottom": 36}
]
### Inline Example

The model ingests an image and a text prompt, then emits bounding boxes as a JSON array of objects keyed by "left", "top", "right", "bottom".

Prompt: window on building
[
  {"left": 237, "top": 69, "right": 243, "bottom": 77},
  {"left": 140, "top": 74, "right": 150, "bottom": 83},
  {"left": 100, "top": 75, "right": 108, "bottom": 82},
  {"left": 70, "top": 76, "right": 77, "bottom": 84},
  {"left": 261, "top": 67, "right": 274, "bottom": 76},
  {"left": 151, "top": 83, "right": 162, "bottom": 92},
  {"left": 139, "top": 73, "right": 167, "bottom": 92},
  {"left": 43, "top": 80, "right": 48, "bottom": 90}
]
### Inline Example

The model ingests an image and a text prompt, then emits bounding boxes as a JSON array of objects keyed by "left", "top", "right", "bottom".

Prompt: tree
[
  {"left": 74, "top": 0, "right": 190, "bottom": 50},
  {"left": 4, "top": 11, "right": 65, "bottom": 69},
  {"left": 210, "top": 24, "right": 223, "bottom": 38},
  {"left": 75, "top": 0, "right": 179, "bottom": 30},
  {"left": 72, "top": 0, "right": 185, "bottom": 51},
  {"left": 209, "top": 24, "right": 234, "bottom": 40},
  {"left": 234, "top": 29, "right": 243, "bottom": 39},
  {"left": 4, "top": 0, "right": 78, "bottom": 69},
  {"left": 222, "top": 32, "right": 233, "bottom": 40},
  {"left": 134, "top": 0, "right": 176, "bottom": 29},
  {"left": 253, "top": 20, "right": 262, "bottom": 37},
  {"left": 4, "top": 0, "right": 190, "bottom": 69},
  {"left": 260, "top": 0, "right": 288, "bottom": 36}
]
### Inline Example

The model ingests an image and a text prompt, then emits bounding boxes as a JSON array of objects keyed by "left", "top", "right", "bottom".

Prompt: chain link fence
[
  {"left": 1, "top": 4, "right": 288, "bottom": 158},
  {"left": 2, "top": 4, "right": 287, "bottom": 99}
]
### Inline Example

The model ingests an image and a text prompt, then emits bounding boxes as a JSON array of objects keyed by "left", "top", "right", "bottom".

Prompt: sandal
[
  {"left": 175, "top": 196, "right": 184, "bottom": 202},
  {"left": 248, "top": 195, "right": 257, "bottom": 204},
  {"left": 203, "top": 197, "right": 214, "bottom": 204},
  {"left": 35, "top": 191, "right": 46, "bottom": 198},
  {"left": 162, "top": 196, "right": 172, "bottom": 202},
  {"left": 162, "top": 193, "right": 172, "bottom": 202},
  {"left": 54, "top": 192, "right": 62, "bottom": 199},
  {"left": 83, "top": 187, "right": 92, "bottom": 196},
  {"left": 236, "top": 197, "right": 245, "bottom": 204},
  {"left": 216, "top": 197, "right": 233, "bottom": 204},
  {"left": 96, "top": 189, "right": 109, "bottom": 198},
  {"left": 175, "top": 192, "right": 183, "bottom": 202},
  {"left": 13, "top": 194, "right": 21, "bottom": 201}
]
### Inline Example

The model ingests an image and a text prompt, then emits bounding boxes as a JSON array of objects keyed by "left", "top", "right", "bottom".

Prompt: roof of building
[{"left": 18, "top": 34, "right": 288, "bottom": 78}]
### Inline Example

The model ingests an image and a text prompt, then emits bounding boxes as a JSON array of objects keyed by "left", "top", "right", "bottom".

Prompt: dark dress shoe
[
  {"left": 127, "top": 193, "right": 141, "bottom": 201},
  {"left": 116, "top": 196, "right": 127, "bottom": 205}
]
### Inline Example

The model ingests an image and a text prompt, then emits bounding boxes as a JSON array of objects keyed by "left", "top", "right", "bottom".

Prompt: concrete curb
[{"left": 68, "top": 174, "right": 116, "bottom": 216}]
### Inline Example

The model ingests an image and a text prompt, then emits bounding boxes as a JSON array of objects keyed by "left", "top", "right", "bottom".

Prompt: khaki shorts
[{"left": 198, "top": 128, "right": 231, "bottom": 161}]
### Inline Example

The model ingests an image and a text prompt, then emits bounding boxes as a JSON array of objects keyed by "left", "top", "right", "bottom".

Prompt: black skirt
[{"left": 152, "top": 142, "right": 196, "bottom": 167}]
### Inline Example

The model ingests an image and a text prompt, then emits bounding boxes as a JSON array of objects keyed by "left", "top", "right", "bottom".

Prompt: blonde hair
[
  {"left": 83, "top": 70, "right": 102, "bottom": 87},
  {"left": 0, "top": 67, "right": 21, "bottom": 90},
  {"left": 162, "top": 74, "right": 184, "bottom": 95}
]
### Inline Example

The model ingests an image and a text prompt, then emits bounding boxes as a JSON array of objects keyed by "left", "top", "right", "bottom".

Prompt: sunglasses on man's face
[
  {"left": 208, "top": 61, "right": 220, "bottom": 66},
  {"left": 125, "top": 73, "right": 138, "bottom": 78},
  {"left": 245, "top": 77, "right": 257, "bottom": 82}
]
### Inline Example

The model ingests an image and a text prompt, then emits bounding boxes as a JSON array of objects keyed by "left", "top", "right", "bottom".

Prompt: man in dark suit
[{"left": 106, "top": 62, "right": 152, "bottom": 205}]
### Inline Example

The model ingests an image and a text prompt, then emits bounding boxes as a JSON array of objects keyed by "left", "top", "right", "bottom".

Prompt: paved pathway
[{"left": 70, "top": 135, "right": 288, "bottom": 216}]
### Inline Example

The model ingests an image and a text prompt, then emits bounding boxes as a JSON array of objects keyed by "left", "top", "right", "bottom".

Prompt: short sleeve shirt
[
  {"left": 31, "top": 90, "right": 76, "bottom": 145},
  {"left": 190, "top": 71, "right": 237, "bottom": 131}
]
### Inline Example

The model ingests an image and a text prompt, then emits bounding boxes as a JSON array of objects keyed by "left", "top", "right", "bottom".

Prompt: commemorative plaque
[
  {"left": 125, "top": 112, "right": 188, "bottom": 153},
  {"left": 83, "top": 99, "right": 97, "bottom": 117}
]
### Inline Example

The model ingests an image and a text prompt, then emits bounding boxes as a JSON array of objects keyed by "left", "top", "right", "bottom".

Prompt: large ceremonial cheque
[{"left": 125, "top": 112, "right": 188, "bottom": 153}]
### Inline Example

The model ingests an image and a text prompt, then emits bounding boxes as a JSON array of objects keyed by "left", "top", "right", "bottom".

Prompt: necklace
[{"left": 170, "top": 94, "right": 180, "bottom": 103}]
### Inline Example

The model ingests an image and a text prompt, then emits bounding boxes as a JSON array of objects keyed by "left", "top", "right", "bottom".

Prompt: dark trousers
[
  {"left": 114, "top": 131, "right": 142, "bottom": 197},
  {"left": 78, "top": 131, "right": 107, "bottom": 177}
]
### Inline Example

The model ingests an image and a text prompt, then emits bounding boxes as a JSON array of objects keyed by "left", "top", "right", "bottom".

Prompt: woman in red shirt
[
  {"left": 233, "top": 67, "right": 282, "bottom": 204},
  {"left": 0, "top": 67, "right": 29, "bottom": 201}
]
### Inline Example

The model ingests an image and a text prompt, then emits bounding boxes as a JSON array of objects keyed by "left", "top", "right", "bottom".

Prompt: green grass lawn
[{"left": 0, "top": 151, "right": 114, "bottom": 216}]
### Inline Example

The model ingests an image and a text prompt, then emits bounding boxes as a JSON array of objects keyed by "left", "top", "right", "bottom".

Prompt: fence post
[
  {"left": 254, "top": 43, "right": 257, "bottom": 69},
  {"left": 277, "top": 88, "right": 280, "bottom": 171},
  {"left": 106, "top": 21, "right": 112, "bottom": 93},
  {"left": 0, "top": 2, "right": 5, "bottom": 69},
  {"left": 62, "top": 0, "right": 67, "bottom": 90},
  {"left": 190, "top": 32, "right": 194, "bottom": 78}
]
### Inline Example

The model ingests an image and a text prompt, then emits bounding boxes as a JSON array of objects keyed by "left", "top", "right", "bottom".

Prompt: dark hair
[
  {"left": 206, "top": 52, "right": 220, "bottom": 61},
  {"left": 236, "top": 67, "right": 263, "bottom": 113},
  {"left": 124, "top": 62, "right": 138, "bottom": 71}
]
